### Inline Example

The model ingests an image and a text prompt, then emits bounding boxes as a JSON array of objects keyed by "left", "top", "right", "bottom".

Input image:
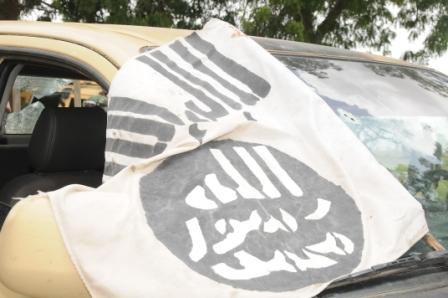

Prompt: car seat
[{"left": 0, "top": 107, "right": 107, "bottom": 209}]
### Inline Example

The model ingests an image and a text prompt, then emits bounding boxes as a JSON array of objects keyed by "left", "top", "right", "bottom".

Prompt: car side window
[{"left": 3, "top": 75, "right": 107, "bottom": 134}]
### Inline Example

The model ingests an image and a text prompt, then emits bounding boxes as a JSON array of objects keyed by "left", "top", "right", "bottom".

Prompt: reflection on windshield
[
  {"left": 277, "top": 56, "right": 342, "bottom": 79},
  {"left": 343, "top": 116, "right": 448, "bottom": 247},
  {"left": 364, "top": 64, "right": 448, "bottom": 98},
  {"left": 279, "top": 56, "right": 448, "bottom": 251}
]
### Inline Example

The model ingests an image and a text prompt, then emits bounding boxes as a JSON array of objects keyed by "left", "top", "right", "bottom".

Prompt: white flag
[{"left": 49, "top": 19, "right": 428, "bottom": 298}]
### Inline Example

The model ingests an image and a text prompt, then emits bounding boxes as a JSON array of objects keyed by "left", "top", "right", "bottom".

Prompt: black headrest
[
  {"left": 29, "top": 107, "right": 107, "bottom": 172},
  {"left": 33, "top": 92, "right": 63, "bottom": 108}
]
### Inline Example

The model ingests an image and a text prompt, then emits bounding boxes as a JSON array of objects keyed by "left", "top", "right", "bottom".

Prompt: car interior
[{"left": 0, "top": 59, "right": 108, "bottom": 226}]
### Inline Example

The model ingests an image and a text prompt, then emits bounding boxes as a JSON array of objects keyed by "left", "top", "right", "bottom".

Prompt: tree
[
  {"left": 47, "top": 0, "right": 131, "bottom": 23},
  {"left": 34, "top": 0, "right": 240, "bottom": 28},
  {"left": 399, "top": 0, "right": 448, "bottom": 62},
  {"left": 241, "top": 0, "right": 447, "bottom": 60},
  {"left": 7, "top": 0, "right": 448, "bottom": 60},
  {"left": 241, "top": 1, "right": 405, "bottom": 55},
  {"left": 0, "top": 0, "right": 41, "bottom": 20}
]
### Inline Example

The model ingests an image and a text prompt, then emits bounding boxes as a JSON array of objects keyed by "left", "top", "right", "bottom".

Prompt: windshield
[{"left": 277, "top": 55, "right": 448, "bottom": 252}]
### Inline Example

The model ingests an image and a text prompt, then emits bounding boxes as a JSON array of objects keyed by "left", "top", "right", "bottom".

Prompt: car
[{"left": 0, "top": 21, "right": 447, "bottom": 298}]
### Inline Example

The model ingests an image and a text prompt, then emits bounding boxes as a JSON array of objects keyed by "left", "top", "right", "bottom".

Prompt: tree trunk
[
  {"left": 300, "top": 7, "right": 315, "bottom": 43},
  {"left": 0, "top": 0, "right": 21, "bottom": 20},
  {"left": 314, "top": 0, "right": 345, "bottom": 43}
]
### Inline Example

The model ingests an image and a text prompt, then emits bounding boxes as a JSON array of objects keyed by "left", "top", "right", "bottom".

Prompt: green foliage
[
  {"left": 50, "top": 0, "right": 104, "bottom": 22},
  {"left": 241, "top": 0, "right": 405, "bottom": 55},
  {"left": 4, "top": 0, "right": 448, "bottom": 59},
  {"left": 436, "top": 180, "right": 448, "bottom": 202},
  {"left": 391, "top": 163, "right": 409, "bottom": 184},
  {"left": 132, "top": 0, "right": 186, "bottom": 27},
  {"left": 399, "top": 0, "right": 448, "bottom": 61},
  {"left": 0, "top": 0, "right": 42, "bottom": 20},
  {"left": 28, "top": 0, "right": 241, "bottom": 28},
  {"left": 404, "top": 143, "right": 448, "bottom": 207}
]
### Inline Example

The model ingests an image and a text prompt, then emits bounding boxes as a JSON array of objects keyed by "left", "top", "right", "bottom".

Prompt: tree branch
[
  {"left": 315, "top": 0, "right": 346, "bottom": 42},
  {"left": 300, "top": 6, "right": 314, "bottom": 42},
  {"left": 40, "top": 1, "right": 54, "bottom": 8}
]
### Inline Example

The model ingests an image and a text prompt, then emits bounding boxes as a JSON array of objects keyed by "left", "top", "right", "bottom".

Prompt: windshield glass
[{"left": 277, "top": 55, "right": 448, "bottom": 252}]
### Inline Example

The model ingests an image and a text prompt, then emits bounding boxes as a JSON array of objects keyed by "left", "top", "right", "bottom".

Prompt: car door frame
[
  {"left": 0, "top": 35, "right": 116, "bottom": 135},
  {"left": 0, "top": 36, "right": 115, "bottom": 189}
]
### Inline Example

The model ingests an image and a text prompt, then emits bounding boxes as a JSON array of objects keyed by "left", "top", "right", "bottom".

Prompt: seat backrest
[
  {"left": 29, "top": 107, "right": 106, "bottom": 172},
  {"left": 0, "top": 107, "right": 107, "bottom": 206}
]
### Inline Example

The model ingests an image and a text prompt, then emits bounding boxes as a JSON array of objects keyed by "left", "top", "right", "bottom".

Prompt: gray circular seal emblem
[{"left": 140, "top": 140, "right": 364, "bottom": 291}]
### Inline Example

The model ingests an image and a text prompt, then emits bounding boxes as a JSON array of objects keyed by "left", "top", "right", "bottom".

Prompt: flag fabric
[{"left": 49, "top": 19, "right": 428, "bottom": 298}]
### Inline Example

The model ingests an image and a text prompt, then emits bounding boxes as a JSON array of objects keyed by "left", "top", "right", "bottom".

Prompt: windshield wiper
[{"left": 326, "top": 251, "right": 448, "bottom": 290}]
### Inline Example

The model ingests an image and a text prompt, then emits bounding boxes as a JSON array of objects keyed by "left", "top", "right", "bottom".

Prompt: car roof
[
  {"left": 0, "top": 21, "right": 428, "bottom": 70},
  {"left": 0, "top": 21, "right": 192, "bottom": 67},
  {"left": 252, "top": 37, "right": 422, "bottom": 68}
]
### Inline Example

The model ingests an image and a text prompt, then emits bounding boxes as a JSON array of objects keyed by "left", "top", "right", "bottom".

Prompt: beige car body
[
  {"left": 0, "top": 21, "right": 191, "bottom": 298},
  {"left": 0, "top": 21, "right": 427, "bottom": 298}
]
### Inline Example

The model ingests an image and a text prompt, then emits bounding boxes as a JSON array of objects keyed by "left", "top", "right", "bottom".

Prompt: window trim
[
  {"left": 0, "top": 49, "right": 111, "bottom": 136},
  {"left": 0, "top": 47, "right": 110, "bottom": 91},
  {"left": 0, "top": 64, "right": 23, "bottom": 135}
]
